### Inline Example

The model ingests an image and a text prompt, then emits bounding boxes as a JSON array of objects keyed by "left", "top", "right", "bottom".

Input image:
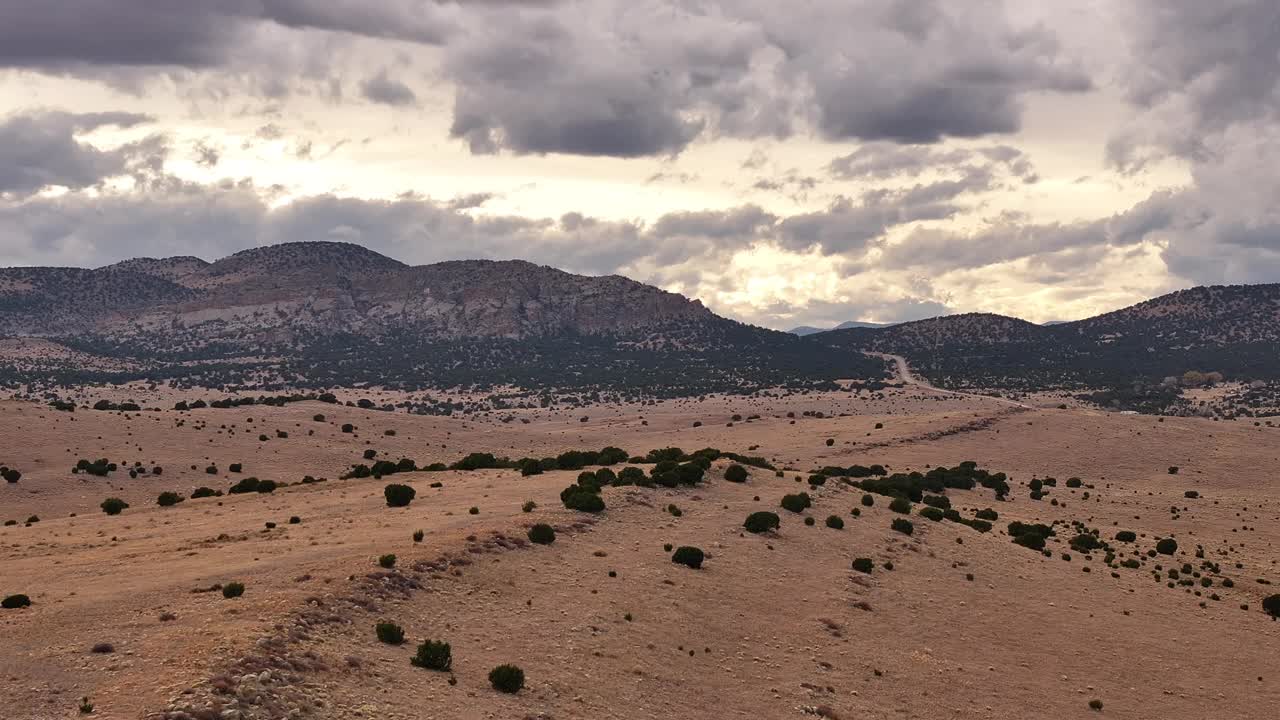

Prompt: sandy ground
[{"left": 1, "top": 384, "right": 1278, "bottom": 720}]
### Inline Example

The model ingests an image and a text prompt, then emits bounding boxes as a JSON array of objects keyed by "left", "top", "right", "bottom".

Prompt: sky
[{"left": 0, "top": 1, "right": 1277, "bottom": 330}]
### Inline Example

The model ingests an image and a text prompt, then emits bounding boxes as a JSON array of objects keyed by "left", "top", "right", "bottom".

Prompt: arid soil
[{"left": 2, "top": 385, "right": 1278, "bottom": 720}]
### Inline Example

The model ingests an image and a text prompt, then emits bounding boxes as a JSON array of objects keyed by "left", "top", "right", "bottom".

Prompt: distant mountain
[
  {"left": 0, "top": 242, "right": 888, "bottom": 394},
  {"left": 789, "top": 320, "right": 894, "bottom": 335},
  {"left": 820, "top": 285, "right": 1280, "bottom": 390}
]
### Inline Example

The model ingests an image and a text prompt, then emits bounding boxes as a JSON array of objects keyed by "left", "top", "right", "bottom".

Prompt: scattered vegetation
[
  {"left": 527, "top": 523, "right": 556, "bottom": 545},
  {"left": 411, "top": 640, "right": 452, "bottom": 671},
  {"left": 488, "top": 664, "right": 525, "bottom": 694},
  {"left": 743, "top": 511, "right": 780, "bottom": 534},
  {"left": 671, "top": 546, "right": 705, "bottom": 569},
  {"left": 384, "top": 483, "right": 416, "bottom": 507},
  {"left": 376, "top": 621, "right": 405, "bottom": 645}
]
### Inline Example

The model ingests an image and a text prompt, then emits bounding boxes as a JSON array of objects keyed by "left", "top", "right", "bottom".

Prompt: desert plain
[{"left": 1, "top": 378, "right": 1278, "bottom": 720}]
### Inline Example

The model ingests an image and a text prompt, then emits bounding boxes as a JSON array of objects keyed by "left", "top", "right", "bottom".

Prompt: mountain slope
[
  {"left": 820, "top": 284, "right": 1280, "bottom": 390},
  {"left": 0, "top": 242, "right": 888, "bottom": 393}
]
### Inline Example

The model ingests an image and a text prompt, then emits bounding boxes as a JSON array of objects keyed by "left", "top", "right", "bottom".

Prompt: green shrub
[
  {"left": 919, "top": 506, "right": 944, "bottom": 522},
  {"left": 384, "top": 483, "right": 416, "bottom": 507},
  {"left": 671, "top": 546, "right": 705, "bottom": 569},
  {"left": 891, "top": 518, "right": 914, "bottom": 535},
  {"left": 1065, "top": 477, "right": 1082, "bottom": 488},
  {"left": 222, "top": 582, "right": 245, "bottom": 599},
  {"left": 562, "top": 486, "right": 605, "bottom": 513},
  {"left": 100, "top": 498, "right": 128, "bottom": 515},
  {"left": 889, "top": 497, "right": 912, "bottom": 514},
  {"left": 413, "top": 530, "right": 424, "bottom": 542},
  {"left": 1184, "top": 490, "right": 1199, "bottom": 499},
  {"left": 804, "top": 516, "right": 816, "bottom": 526},
  {"left": 2, "top": 594, "right": 32, "bottom": 609},
  {"left": 1013, "top": 533, "right": 1046, "bottom": 551},
  {"left": 376, "top": 621, "right": 405, "bottom": 645},
  {"left": 1070, "top": 533, "right": 1103, "bottom": 552},
  {"left": 975, "top": 508, "right": 998, "bottom": 521},
  {"left": 825, "top": 515, "right": 844, "bottom": 530},
  {"left": 191, "top": 487, "right": 219, "bottom": 499},
  {"left": 861, "top": 494, "right": 874, "bottom": 507},
  {"left": 228, "top": 476, "right": 262, "bottom": 494},
  {"left": 1115, "top": 530, "right": 1137, "bottom": 542},
  {"left": 378, "top": 554, "right": 397, "bottom": 569},
  {"left": 489, "top": 664, "right": 525, "bottom": 694},
  {"left": 616, "top": 466, "right": 645, "bottom": 486},
  {"left": 522, "top": 501, "right": 536, "bottom": 513},
  {"left": 410, "top": 640, "right": 452, "bottom": 671},
  {"left": 675, "top": 463, "right": 705, "bottom": 485},
  {"left": 1263, "top": 594, "right": 1280, "bottom": 618},
  {"left": 229, "top": 463, "right": 242, "bottom": 473},
  {"left": 780, "top": 493, "right": 811, "bottom": 513},
  {"left": 724, "top": 464, "right": 749, "bottom": 482},
  {"left": 851, "top": 558, "right": 874, "bottom": 574},
  {"left": 921, "top": 494, "right": 950, "bottom": 510},
  {"left": 156, "top": 491, "right": 184, "bottom": 507},
  {"left": 527, "top": 523, "right": 556, "bottom": 545},
  {"left": 743, "top": 511, "right": 780, "bottom": 534},
  {"left": 1008, "top": 521, "right": 1054, "bottom": 538},
  {"left": 1156, "top": 537, "right": 1178, "bottom": 555}
]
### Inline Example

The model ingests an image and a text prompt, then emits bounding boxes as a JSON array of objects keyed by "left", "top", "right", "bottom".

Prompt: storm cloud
[{"left": 0, "top": 1, "right": 1277, "bottom": 328}]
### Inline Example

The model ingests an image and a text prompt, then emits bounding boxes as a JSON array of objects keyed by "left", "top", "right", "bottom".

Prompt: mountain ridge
[
  {"left": 0, "top": 242, "right": 887, "bottom": 394},
  {"left": 0, "top": 241, "right": 1277, "bottom": 395}
]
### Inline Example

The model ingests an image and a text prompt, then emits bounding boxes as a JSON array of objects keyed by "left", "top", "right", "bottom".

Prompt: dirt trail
[{"left": 869, "top": 352, "right": 1034, "bottom": 409}]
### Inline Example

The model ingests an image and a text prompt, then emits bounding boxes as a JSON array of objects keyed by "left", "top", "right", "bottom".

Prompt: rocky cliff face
[{"left": 0, "top": 242, "right": 714, "bottom": 345}]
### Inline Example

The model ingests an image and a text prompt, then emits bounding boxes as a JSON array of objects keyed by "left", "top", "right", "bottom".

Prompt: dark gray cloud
[
  {"left": 2, "top": 1, "right": 1092, "bottom": 158},
  {"left": 1111, "top": 1, "right": 1280, "bottom": 169},
  {"left": 829, "top": 142, "right": 1037, "bottom": 183},
  {"left": 360, "top": 70, "right": 418, "bottom": 106},
  {"left": 828, "top": 143, "right": 975, "bottom": 180},
  {"left": 445, "top": 10, "right": 712, "bottom": 156},
  {"left": 0, "top": 111, "right": 157, "bottom": 197},
  {"left": 0, "top": 1, "right": 459, "bottom": 71},
  {"left": 440, "top": 1, "right": 1090, "bottom": 156},
  {"left": 1100, "top": 1, "right": 1280, "bottom": 287},
  {"left": 0, "top": 2, "right": 248, "bottom": 69}
]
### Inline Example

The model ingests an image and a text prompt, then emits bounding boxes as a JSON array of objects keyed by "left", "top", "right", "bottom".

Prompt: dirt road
[{"left": 869, "top": 352, "right": 1033, "bottom": 409}]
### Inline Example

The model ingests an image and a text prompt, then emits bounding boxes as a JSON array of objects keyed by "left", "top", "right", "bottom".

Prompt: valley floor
[{"left": 1, "top": 385, "right": 1278, "bottom": 719}]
